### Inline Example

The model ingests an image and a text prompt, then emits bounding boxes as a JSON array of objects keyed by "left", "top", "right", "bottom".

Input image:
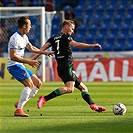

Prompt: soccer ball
[{"left": 113, "top": 103, "right": 126, "bottom": 115}]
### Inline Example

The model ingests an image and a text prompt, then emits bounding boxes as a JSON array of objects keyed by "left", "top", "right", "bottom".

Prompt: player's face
[
  {"left": 24, "top": 19, "right": 31, "bottom": 34},
  {"left": 66, "top": 24, "right": 75, "bottom": 35}
]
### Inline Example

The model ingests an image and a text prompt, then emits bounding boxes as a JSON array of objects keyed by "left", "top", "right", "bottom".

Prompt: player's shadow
[{"left": 2, "top": 117, "right": 132, "bottom": 133}]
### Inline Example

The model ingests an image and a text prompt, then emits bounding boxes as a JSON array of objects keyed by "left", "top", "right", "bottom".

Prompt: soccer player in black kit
[{"left": 32, "top": 20, "right": 106, "bottom": 112}]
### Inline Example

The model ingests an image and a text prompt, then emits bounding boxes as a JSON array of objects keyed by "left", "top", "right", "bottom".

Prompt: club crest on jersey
[
  {"left": 68, "top": 37, "right": 72, "bottom": 40},
  {"left": 22, "top": 71, "right": 26, "bottom": 76}
]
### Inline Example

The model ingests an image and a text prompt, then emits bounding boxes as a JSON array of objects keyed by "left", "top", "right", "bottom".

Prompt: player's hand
[
  {"left": 94, "top": 43, "right": 102, "bottom": 49},
  {"left": 28, "top": 60, "right": 40, "bottom": 68},
  {"left": 44, "top": 51, "right": 55, "bottom": 56}
]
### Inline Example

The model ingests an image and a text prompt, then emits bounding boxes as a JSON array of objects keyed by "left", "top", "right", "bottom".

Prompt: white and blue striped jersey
[{"left": 7, "top": 31, "right": 30, "bottom": 67}]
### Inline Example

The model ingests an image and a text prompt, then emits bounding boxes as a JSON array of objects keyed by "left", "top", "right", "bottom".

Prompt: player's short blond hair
[{"left": 62, "top": 20, "right": 75, "bottom": 27}]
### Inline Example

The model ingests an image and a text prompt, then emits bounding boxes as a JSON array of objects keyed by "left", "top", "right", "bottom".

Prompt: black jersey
[
  {"left": 47, "top": 33, "right": 73, "bottom": 65},
  {"left": 47, "top": 32, "right": 81, "bottom": 86}
]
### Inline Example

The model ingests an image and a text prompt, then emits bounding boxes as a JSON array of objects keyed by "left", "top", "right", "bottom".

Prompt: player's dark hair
[
  {"left": 62, "top": 20, "right": 75, "bottom": 27},
  {"left": 17, "top": 16, "right": 29, "bottom": 28}
]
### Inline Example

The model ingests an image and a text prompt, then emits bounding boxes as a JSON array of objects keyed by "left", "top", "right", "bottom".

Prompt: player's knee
[
  {"left": 28, "top": 82, "right": 34, "bottom": 89},
  {"left": 67, "top": 87, "right": 74, "bottom": 93},
  {"left": 34, "top": 79, "right": 42, "bottom": 89},
  {"left": 37, "top": 80, "right": 42, "bottom": 89}
]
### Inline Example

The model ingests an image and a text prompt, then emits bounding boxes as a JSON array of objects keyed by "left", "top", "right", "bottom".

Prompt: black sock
[
  {"left": 45, "top": 89, "right": 61, "bottom": 101},
  {"left": 82, "top": 92, "right": 94, "bottom": 105}
]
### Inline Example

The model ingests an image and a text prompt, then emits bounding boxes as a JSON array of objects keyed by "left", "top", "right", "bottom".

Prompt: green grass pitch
[{"left": 0, "top": 81, "right": 132, "bottom": 133}]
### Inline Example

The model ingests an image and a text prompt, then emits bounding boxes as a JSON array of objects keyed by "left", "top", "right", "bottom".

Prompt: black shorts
[{"left": 57, "top": 63, "right": 81, "bottom": 88}]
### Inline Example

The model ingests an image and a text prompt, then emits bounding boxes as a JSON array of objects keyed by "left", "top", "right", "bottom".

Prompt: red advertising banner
[{"left": 52, "top": 58, "right": 133, "bottom": 82}]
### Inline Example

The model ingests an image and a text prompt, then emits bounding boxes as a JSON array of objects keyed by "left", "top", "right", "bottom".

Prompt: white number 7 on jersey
[{"left": 55, "top": 40, "right": 60, "bottom": 54}]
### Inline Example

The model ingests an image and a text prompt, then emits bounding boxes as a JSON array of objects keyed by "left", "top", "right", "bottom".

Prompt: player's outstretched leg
[
  {"left": 81, "top": 92, "right": 105, "bottom": 112},
  {"left": 37, "top": 89, "right": 62, "bottom": 109},
  {"left": 37, "top": 96, "right": 46, "bottom": 109},
  {"left": 90, "top": 104, "right": 106, "bottom": 112}
]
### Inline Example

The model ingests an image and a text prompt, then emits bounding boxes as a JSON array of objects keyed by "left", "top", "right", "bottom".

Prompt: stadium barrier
[
  {"left": 0, "top": 58, "right": 53, "bottom": 82},
  {"left": 53, "top": 58, "right": 133, "bottom": 82},
  {"left": 0, "top": 58, "right": 36, "bottom": 81},
  {"left": 1, "top": 58, "right": 133, "bottom": 82}
]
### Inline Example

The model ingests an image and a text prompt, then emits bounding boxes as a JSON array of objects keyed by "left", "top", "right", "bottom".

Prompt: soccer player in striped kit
[{"left": 7, "top": 16, "right": 54, "bottom": 117}]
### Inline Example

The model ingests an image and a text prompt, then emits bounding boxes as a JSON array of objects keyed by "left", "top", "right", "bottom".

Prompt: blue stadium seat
[
  {"left": 128, "top": 34, "right": 133, "bottom": 44},
  {"left": 117, "top": 34, "right": 126, "bottom": 45},
  {"left": 29, "top": 37, "right": 36, "bottom": 46},
  {"left": 124, "top": 43, "right": 133, "bottom": 51},
  {"left": 8, "top": 25, "right": 18, "bottom": 37},
  {"left": 74, "top": 34, "right": 88, "bottom": 51},
  {"left": 32, "top": 0, "right": 39, "bottom": 6},
  {"left": 80, "top": 47, "right": 91, "bottom": 52},
  {"left": 77, "top": 17, "right": 84, "bottom": 25},
  {"left": 96, "top": 34, "right": 104, "bottom": 45},
  {"left": 74, "top": 34, "right": 84, "bottom": 42},
  {"left": 55, "top": 0, "right": 61, "bottom": 8},
  {"left": 106, "top": 34, "right": 115, "bottom": 45},
  {"left": 102, "top": 43, "right": 112, "bottom": 51},
  {"left": 84, "top": 15, "right": 90, "bottom": 25},
  {"left": 96, "top": 5, "right": 104, "bottom": 16},
  {"left": 78, "top": 0, "right": 86, "bottom": 6},
  {"left": 88, "top": 24, "right": 97, "bottom": 36},
  {"left": 110, "top": 0, "right": 118, "bottom": 5},
  {"left": 92, "top": 15, "right": 101, "bottom": 26},
  {"left": 106, "top": 5, "right": 115, "bottom": 17},
  {"left": 74, "top": 5, "right": 84, "bottom": 17},
  {"left": 72, "top": 46, "right": 80, "bottom": 52},
  {"left": 128, "top": 5, "right": 133, "bottom": 16},
  {"left": 31, "top": 24, "right": 37, "bottom": 31},
  {"left": 2, "top": 42, "right": 8, "bottom": 52},
  {"left": 113, "top": 44, "right": 123, "bottom": 51},
  {"left": 124, "top": 14, "right": 132, "bottom": 26},
  {"left": 120, "top": 24, "right": 129, "bottom": 36},
  {"left": 85, "top": 5, "right": 94, "bottom": 16},
  {"left": 61, "top": 1, "right": 77, "bottom": 8},
  {"left": 117, "top": 5, "right": 125, "bottom": 17},
  {"left": 30, "top": 16, "right": 38, "bottom": 25},
  {"left": 120, "top": 0, "right": 129, "bottom": 5},
  {"left": 52, "top": 15, "right": 61, "bottom": 26},
  {"left": 89, "top": 0, "right": 96, "bottom": 6},
  {"left": 85, "top": 34, "right": 94, "bottom": 44},
  {"left": 109, "top": 24, "right": 119, "bottom": 36},
  {"left": 113, "top": 15, "right": 122, "bottom": 26},
  {"left": 103, "top": 15, "right": 112, "bottom": 26},
  {"left": 98, "top": 0, "right": 107, "bottom": 6},
  {"left": 9, "top": 25, "right": 18, "bottom": 32},
  {"left": 90, "top": 47, "right": 101, "bottom": 51},
  {"left": 63, "top": 5, "right": 73, "bottom": 11},
  {"left": 51, "top": 24, "right": 59, "bottom": 36},
  {"left": 77, "top": 24, "right": 87, "bottom": 36},
  {"left": 92, "top": 47, "right": 101, "bottom": 52},
  {"left": 99, "top": 24, "right": 108, "bottom": 36}
]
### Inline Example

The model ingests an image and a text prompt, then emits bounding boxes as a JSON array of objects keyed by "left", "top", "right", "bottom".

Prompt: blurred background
[
  {"left": 0, "top": 0, "right": 133, "bottom": 82},
  {"left": 0, "top": 0, "right": 133, "bottom": 53}
]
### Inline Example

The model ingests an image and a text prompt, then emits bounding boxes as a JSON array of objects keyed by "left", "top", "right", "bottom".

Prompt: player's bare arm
[
  {"left": 70, "top": 40, "right": 102, "bottom": 49},
  {"left": 10, "top": 49, "right": 40, "bottom": 68},
  {"left": 26, "top": 43, "right": 54, "bottom": 56},
  {"left": 31, "top": 42, "right": 51, "bottom": 60}
]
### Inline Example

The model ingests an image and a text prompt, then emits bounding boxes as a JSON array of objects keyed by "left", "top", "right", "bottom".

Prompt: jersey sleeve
[
  {"left": 9, "top": 36, "right": 19, "bottom": 50},
  {"left": 46, "top": 37, "right": 53, "bottom": 46}
]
